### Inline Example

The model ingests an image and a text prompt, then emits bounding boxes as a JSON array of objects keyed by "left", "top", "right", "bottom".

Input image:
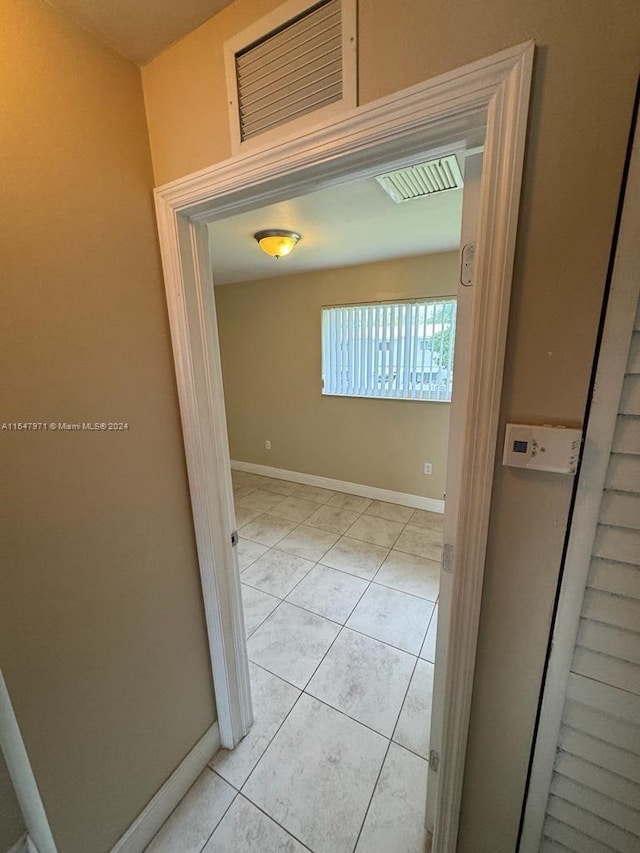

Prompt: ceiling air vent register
[
  {"left": 376, "top": 155, "right": 464, "bottom": 203},
  {"left": 225, "top": 0, "right": 357, "bottom": 151}
]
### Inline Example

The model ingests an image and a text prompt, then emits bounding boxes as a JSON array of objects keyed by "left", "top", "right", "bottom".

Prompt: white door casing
[
  {"left": 153, "top": 42, "right": 533, "bottom": 851},
  {"left": 426, "top": 149, "right": 483, "bottom": 841}
]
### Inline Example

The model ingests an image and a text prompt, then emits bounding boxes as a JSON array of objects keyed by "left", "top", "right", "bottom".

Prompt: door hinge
[
  {"left": 429, "top": 749, "right": 440, "bottom": 773},
  {"left": 231, "top": 530, "right": 239, "bottom": 546},
  {"left": 442, "top": 543, "right": 454, "bottom": 573},
  {"left": 460, "top": 241, "right": 476, "bottom": 286}
]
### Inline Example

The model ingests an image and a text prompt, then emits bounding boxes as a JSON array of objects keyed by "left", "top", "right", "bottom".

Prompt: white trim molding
[
  {"left": 0, "top": 671, "right": 56, "bottom": 853},
  {"left": 231, "top": 460, "right": 445, "bottom": 513},
  {"left": 153, "top": 40, "right": 533, "bottom": 853},
  {"left": 110, "top": 723, "right": 220, "bottom": 853},
  {"left": 518, "top": 98, "right": 640, "bottom": 853}
]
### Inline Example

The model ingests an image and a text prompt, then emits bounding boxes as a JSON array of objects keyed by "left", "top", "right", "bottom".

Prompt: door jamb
[{"left": 153, "top": 41, "right": 533, "bottom": 851}]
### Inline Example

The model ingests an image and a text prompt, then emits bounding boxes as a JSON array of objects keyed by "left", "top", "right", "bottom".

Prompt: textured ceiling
[
  {"left": 208, "top": 172, "right": 463, "bottom": 285},
  {"left": 49, "top": 0, "right": 235, "bottom": 64}
]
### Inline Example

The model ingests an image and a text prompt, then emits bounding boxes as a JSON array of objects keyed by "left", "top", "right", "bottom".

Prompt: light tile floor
[{"left": 146, "top": 471, "right": 443, "bottom": 853}]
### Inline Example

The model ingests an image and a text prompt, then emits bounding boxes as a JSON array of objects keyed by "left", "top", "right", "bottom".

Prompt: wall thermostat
[{"left": 502, "top": 424, "right": 582, "bottom": 475}]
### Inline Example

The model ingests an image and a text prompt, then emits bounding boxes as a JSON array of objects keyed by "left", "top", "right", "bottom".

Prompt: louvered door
[
  {"left": 540, "top": 300, "right": 640, "bottom": 852},
  {"left": 519, "top": 122, "right": 640, "bottom": 852}
]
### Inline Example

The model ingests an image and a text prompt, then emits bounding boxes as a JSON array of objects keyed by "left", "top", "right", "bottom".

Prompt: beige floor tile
[
  {"left": 375, "top": 550, "right": 440, "bottom": 600},
  {"left": 237, "top": 538, "right": 268, "bottom": 571},
  {"left": 307, "top": 629, "right": 414, "bottom": 736},
  {"left": 247, "top": 602, "right": 340, "bottom": 688},
  {"left": 231, "top": 471, "right": 263, "bottom": 488},
  {"left": 145, "top": 769, "right": 234, "bottom": 853},
  {"left": 394, "top": 524, "right": 442, "bottom": 561},
  {"left": 240, "top": 513, "right": 298, "bottom": 547},
  {"left": 305, "top": 504, "right": 360, "bottom": 535},
  {"left": 364, "top": 500, "right": 414, "bottom": 524},
  {"left": 355, "top": 743, "right": 429, "bottom": 853},
  {"left": 258, "top": 477, "right": 300, "bottom": 496},
  {"left": 236, "top": 489, "right": 284, "bottom": 513},
  {"left": 203, "top": 795, "right": 307, "bottom": 852},
  {"left": 243, "top": 695, "right": 387, "bottom": 853},
  {"left": 210, "top": 664, "right": 299, "bottom": 789},
  {"left": 242, "top": 549, "right": 314, "bottom": 598},
  {"left": 347, "top": 584, "right": 432, "bottom": 654},
  {"left": 286, "top": 565, "right": 368, "bottom": 623},
  {"left": 241, "top": 584, "right": 280, "bottom": 637},
  {"left": 346, "top": 514, "right": 404, "bottom": 548},
  {"left": 393, "top": 659, "right": 434, "bottom": 758},
  {"left": 291, "top": 484, "right": 337, "bottom": 504},
  {"left": 276, "top": 524, "right": 339, "bottom": 562},
  {"left": 408, "top": 508, "right": 445, "bottom": 530},
  {"left": 232, "top": 483, "right": 258, "bottom": 501},
  {"left": 419, "top": 605, "right": 438, "bottom": 662},
  {"left": 321, "top": 535, "right": 389, "bottom": 580},
  {"left": 268, "top": 495, "right": 319, "bottom": 523},
  {"left": 327, "top": 492, "right": 372, "bottom": 513},
  {"left": 234, "top": 505, "right": 261, "bottom": 527}
]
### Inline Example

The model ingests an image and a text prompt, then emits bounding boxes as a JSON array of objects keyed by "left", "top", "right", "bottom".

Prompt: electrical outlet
[
  {"left": 265, "top": 440, "right": 271, "bottom": 450},
  {"left": 423, "top": 462, "right": 432, "bottom": 475}
]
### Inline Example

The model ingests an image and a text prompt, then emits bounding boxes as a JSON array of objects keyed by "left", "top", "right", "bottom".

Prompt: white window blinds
[{"left": 321, "top": 298, "right": 457, "bottom": 402}]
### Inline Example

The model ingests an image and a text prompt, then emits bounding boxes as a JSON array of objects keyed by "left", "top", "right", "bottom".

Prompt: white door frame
[
  {"left": 518, "top": 95, "right": 640, "bottom": 853},
  {"left": 153, "top": 41, "right": 533, "bottom": 851}
]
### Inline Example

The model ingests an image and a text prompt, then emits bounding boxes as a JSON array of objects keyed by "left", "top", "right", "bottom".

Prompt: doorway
[
  {"left": 152, "top": 41, "right": 532, "bottom": 853},
  {"left": 202, "top": 155, "right": 473, "bottom": 850}
]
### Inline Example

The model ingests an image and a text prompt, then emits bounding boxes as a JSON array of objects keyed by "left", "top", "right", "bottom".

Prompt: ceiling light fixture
[{"left": 254, "top": 229, "right": 301, "bottom": 259}]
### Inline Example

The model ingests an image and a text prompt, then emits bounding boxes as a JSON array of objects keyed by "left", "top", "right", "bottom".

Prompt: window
[{"left": 321, "top": 298, "right": 457, "bottom": 401}]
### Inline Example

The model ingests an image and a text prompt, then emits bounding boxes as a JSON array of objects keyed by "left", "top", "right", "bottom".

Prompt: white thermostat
[{"left": 502, "top": 424, "right": 582, "bottom": 475}]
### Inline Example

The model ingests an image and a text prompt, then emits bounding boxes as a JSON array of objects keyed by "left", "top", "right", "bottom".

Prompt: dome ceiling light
[{"left": 254, "top": 229, "right": 301, "bottom": 259}]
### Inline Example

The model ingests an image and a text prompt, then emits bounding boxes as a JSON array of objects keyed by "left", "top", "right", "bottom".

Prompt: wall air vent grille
[
  {"left": 225, "top": 0, "right": 356, "bottom": 151},
  {"left": 236, "top": 0, "right": 342, "bottom": 141},
  {"left": 375, "top": 156, "right": 464, "bottom": 203}
]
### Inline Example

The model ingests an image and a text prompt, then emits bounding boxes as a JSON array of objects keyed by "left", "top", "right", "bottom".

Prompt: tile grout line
[
  {"left": 350, "top": 737, "right": 394, "bottom": 853},
  {"left": 231, "top": 793, "right": 315, "bottom": 852},
  {"left": 389, "top": 648, "right": 423, "bottom": 750},
  {"left": 244, "top": 560, "right": 439, "bottom": 607},
  {"left": 238, "top": 492, "right": 442, "bottom": 570},
  {"left": 197, "top": 787, "right": 238, "bottom": 853},
  {"left": 214, "top": 652, "right": 431, "bottom": 784},
  {"left": 248, "top": 591, "right": 430, "bottom": 661}
]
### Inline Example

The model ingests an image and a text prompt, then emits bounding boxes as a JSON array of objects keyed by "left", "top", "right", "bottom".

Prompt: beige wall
[
  {"left": 0, "top": 754, "right": 24, "bottom": 853},
  {"left": 216, "top": 254, "right": 455, "bottom": 499},
  {"left": 142, "top": 3, "right": 640, "bottom": 851},
  {"left": 0, "top": 2, "right": 216, "bottom": 852}
]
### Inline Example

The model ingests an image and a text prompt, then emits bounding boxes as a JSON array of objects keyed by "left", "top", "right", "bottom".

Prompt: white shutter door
[{"left": 539, "top": 298, "right": 640, "bottom": 853}]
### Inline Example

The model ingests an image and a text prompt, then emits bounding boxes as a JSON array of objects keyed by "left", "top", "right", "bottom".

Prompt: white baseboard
[
  {"left": 110, "top": 722, "right": 220, "bottom": 853},
  {"left": 230, "top": 461, "right": 445, "bottom": 514}
]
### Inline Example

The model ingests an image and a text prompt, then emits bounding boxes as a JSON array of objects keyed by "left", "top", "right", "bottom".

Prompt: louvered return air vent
[
  {"left": 225, "top": 0, "right": 357, "bottom": 151},
  {"left": 375, "top": 156, "right": 464, "bottom": 203}
]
